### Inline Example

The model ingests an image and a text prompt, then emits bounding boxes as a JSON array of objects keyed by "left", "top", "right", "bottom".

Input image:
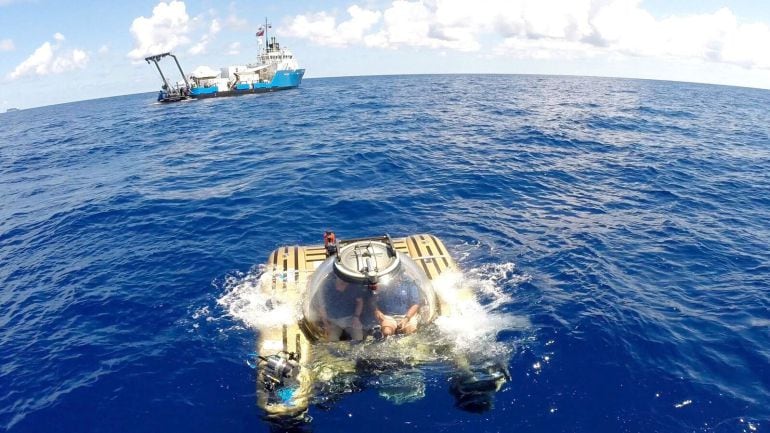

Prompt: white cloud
[
  {"left": 189, "top": 18, "right": 221, "bottom": 55},
  {"left": 285, "top": 5, "right": 381, "bottom": 47},
  {"left": 287, "top": 0, "right": 770, "bottom": 70},
  {"left": 8, "top": 33, "right": 89, "bottom": 79},
  {"left": 494, "top": 38, "right": 601, "bottom": 60},
  {"left": 98, "top": 44, "right": 109, "bottom": 54},
  {"left": 226, "top": 15, "right": 248, "bottom": 30},
  {"left": 53, "top": 49, "right": 87, "bottom": 71},
  {"left": 209, "top": 19, "right": 221, "bottom": 35},
  {"left": 227, "top": 42, "right": 240, "bottom": 55},
  {"left": 365, "top": 0, "right": 480, "bottom": 51},
  {"left": 128, "top": 0, "right": 190, "bottom": 60},
  {"left": 0, "top": 38, "right": 14, "bottom": 51},
  {"left": 188, "top": 42, "right": 205, "bottom": 54},
  {"left": 223, "top": 2, "right": 250, "bottom": 30}
]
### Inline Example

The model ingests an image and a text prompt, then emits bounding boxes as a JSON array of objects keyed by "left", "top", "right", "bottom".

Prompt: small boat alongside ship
[{"left": 146, "top": 20, "right": 305, "bottom": 103}]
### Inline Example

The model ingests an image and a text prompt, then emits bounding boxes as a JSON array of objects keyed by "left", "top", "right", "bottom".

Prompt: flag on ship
[{"left": 256, "top": 24, "right": 271, "bottom": 37}]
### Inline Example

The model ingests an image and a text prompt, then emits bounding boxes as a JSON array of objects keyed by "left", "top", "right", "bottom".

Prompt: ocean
[{"left": 1, "top": 74, "right": 769, "bottom": 433}]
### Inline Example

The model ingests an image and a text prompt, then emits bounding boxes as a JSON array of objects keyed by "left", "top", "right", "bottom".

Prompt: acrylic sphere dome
[{"left": 302, "top": 241, "right": 438, "bottom": 341}]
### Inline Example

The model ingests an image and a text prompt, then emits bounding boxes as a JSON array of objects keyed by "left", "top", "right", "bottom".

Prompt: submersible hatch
[{"left": 332, "top": 237, "right": 401, "bottom": 285}]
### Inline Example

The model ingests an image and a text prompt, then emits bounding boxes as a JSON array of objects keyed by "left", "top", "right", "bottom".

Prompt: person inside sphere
[
  {"left": 319, "top": 277, "right": 364, "bottom": 341},
  {"left": 371, "top": 281, "right": 421, "bottom": 337}
]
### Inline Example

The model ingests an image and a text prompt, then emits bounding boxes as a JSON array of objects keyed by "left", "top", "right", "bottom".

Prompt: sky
[{"left": 1, "top": 0, "right": 769, "bottom": 110}]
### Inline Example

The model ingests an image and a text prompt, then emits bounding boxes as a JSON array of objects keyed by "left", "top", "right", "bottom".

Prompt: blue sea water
[{"left": 1, "top": 74, "right": 769, "bottom": 433}]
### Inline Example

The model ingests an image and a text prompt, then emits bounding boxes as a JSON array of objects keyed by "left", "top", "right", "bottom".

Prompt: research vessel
[{"left": 146, "top": 20, "right": 304, "bottom": 103}]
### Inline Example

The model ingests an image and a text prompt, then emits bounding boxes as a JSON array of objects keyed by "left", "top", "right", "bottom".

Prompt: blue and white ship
[{"left": 146, "top": 20, "right": 305, "bottom": 103}]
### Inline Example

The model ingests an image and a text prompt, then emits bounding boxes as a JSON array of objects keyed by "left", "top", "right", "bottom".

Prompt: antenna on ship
[{"left": 264, "top": 18, "right": 271, "bottom": 50}]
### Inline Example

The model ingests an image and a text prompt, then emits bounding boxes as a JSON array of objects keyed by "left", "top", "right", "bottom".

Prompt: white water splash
[
  {"left": 432, "top": 264, "right": 530, "bottom": 357},
  {"left": 216, "top": 266, "right": 300, "bottom": 330},
  {"left": 464, "top": 262, "right": 530, "bottom": 310},
  {"left": 215, "top": 260, "right": 531, "bottom": 361}
]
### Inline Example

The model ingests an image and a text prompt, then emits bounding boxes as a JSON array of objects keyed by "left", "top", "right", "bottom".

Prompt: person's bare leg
[
  {"left": 381, "top": 315, "right": 397, "bottom": 336},
  {"left": 402, "top": 317, "right": 418, "bottom": 334},
  {"left": 348, "top": 317, "right": 363, "bottom": 340},
  {"left": 326, "top": 322, "right": 343, "bottom": 341}
]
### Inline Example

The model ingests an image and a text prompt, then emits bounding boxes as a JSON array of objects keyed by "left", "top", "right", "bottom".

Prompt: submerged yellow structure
[{"left": 254, "top": 233, "right": 507, "bottom": 420}]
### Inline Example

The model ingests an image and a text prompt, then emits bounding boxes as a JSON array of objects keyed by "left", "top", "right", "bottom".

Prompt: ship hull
[{"left": 189, "top": 69, "right": 305, "bottom": 100}]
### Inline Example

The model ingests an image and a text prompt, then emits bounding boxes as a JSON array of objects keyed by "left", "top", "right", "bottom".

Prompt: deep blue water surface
[{"left": 1, "top": 75, "right": 770, "bottom": 432}]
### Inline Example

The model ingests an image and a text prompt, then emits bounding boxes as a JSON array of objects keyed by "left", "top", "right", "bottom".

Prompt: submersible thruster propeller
[{"left": 258, "top": 352, "right": 300, "bottom": 389}]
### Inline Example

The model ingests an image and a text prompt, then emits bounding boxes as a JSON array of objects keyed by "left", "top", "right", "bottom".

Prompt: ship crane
[{"left": 145, "top": 52, "right": 191, "bottom": 102}]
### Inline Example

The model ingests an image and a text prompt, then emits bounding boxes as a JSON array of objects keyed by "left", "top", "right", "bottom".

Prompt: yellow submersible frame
[{"left": 254, "top": 232, "right": 506, "bottom": 420}]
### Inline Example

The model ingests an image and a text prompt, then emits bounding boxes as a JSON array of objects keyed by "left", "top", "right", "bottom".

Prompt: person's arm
[
  {"left": 398, "top": 303, "right": 419, "bottom": 329},
  {"left": 370, "top": 295, "right": 385, "bottom": 322},
  {"left": 320, "top": 303, "right": 331, "bottom": 331},
  {"left": 398, "top": 287, "right": 421, "bottom": 328},
  {"left": 405, "top": 303, "right": 419, "bottom": 319},
  {"left": 352, "top": 297, "right": 363, "bottom": 325},
  {"left": 317, "top": 291, "right": 331, "bottom": 333}
]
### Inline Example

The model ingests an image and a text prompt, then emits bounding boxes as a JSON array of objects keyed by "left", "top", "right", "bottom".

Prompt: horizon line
[{"left": 4, "top": 71, "right": 769, "bottom": 112}]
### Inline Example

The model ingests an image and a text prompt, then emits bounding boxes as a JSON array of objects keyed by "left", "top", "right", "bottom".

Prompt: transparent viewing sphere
[{"left": 302, "top": 241, "right": 438, "bottom": 341}]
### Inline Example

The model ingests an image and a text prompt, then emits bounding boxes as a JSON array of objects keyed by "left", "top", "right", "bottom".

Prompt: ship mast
[{"left": 264, "top": 18, "right": 271, "bottom": 51}]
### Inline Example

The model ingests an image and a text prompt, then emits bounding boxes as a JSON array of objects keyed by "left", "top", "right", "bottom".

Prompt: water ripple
[{"left": 1, "top": 75, "right": 769, "bottom": 432}]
